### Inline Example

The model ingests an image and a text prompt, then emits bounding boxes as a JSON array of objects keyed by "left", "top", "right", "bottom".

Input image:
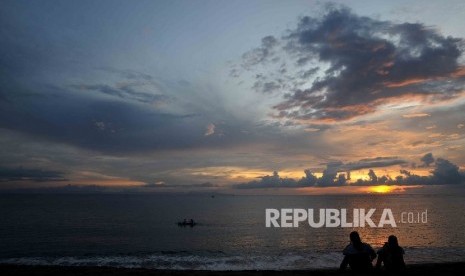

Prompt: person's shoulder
[
  {"left": 343, "top": 244, "right": 354, "bottom": 255},
  {"left": 362, "top": 242, "right": 374, "bottom": 249},
  {"left": 362, "top": 243, "right": 375, "bottom": 252},
  {"left": 378, "top": 242, "right": 389, "bottom": 252}
]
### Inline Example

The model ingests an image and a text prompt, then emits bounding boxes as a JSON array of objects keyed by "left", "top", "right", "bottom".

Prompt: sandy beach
[{"left": 2, "top": 262, "right": 465, "bottom": 276}]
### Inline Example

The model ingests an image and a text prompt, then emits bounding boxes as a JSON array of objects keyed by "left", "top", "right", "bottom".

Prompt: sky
[{"left": 1, "top": 0, "right": 465, "bottom": 194}]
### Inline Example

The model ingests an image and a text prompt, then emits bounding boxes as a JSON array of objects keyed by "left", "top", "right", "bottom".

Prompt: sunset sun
[{"left": 368, "top": 185, "right": 395, "bottom": 194}]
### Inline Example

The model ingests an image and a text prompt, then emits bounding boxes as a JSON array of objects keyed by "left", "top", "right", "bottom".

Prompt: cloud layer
[
  {"left": 241, "top": 6, "right": 465, "bottom": 122},
  {"left": 0, "top": 167, "right": 66, "bottom": 182},
  {"left": 1, "top": 2, "right": 464, "bottom": 191},
  {"left": 234, "top": 153, "right": 465, "bottom": 189}
]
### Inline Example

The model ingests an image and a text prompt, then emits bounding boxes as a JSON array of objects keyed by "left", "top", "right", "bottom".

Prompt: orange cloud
[
  {"left": 451, "top": 66, "right": 465, "bottom": 78},
  {"left": 384, "top": 66, "right": 465, "bottom": 88},
  {"left": 384, "top": 78, "right": 429, "bottom": 88},
  {"left": 402, "top": 113, "right": 430, "bottom": 118}
]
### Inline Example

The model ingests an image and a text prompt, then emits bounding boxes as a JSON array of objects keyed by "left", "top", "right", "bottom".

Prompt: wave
[{"left": 1, "top": 247, "right": 465, "bottom": 270}]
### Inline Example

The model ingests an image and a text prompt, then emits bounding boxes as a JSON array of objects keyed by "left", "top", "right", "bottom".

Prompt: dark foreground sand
[{"left": 1, "top": 263, "right": 465, "bottom": 276}]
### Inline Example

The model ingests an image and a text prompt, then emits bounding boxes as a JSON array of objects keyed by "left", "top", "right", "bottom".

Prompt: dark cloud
[
  {"left": 432, "top": 158, "right": 463, "bottom": 185},
  {"left": 71, "top": 84, "right": 169, "bottom": 105},
  {"left": 0, "top": 185, "right": 119, "bottom": 194},
  {"left": 69, "top": 67, "right": 171, "bottom": 105},
  {"left": 317, "top": 161, "right": 342, "bottom": 186},
  {"left": 349, "top": 155, "right": 465, "bottom": 185},
  {"left": 0, "top": 83, "right": 208, "bottom": 154},
  {"left": 241, "top": 35, "right": 279, "bottom": 69},
  {"left": 235, "top": 156, "right": 407, "bottom": 189},
  {"left": 0, "top": 167, "right": 66, "bottom": 182},
  {"left": 241, "top": 6, "right": 465, "bottom": 121},
  {"left": 0, "top": 15, "right": 308, "bottom": 157},
  {"left": 298, "top": 169, "right": 318, "bottom": 186},
  {"left": 420, "top": 152, "right": 435, "bottom": 167},
  {"left": 400, "top": 169, "right": 411, "bottom": 176},
  {"left": 234, "top": 171, "right": 304, "bottom": 189},
  {"left": 252, "top": 81, "right": 282, "bottom": 94},
  {"left": 343, "top": 157, "right": 407, "bottom": 171},
  {"left": 96, "top": 67, "right": 157, "bottom": 82},
  {"left": 234, "top": 154, "right": 465, "bottom": 189},
  {"left": 1, "top": 78, "right": 308, "bottom": 156},
  {"left": 298, "top": 67, "right": 319, "bottom": 79},
  {"left": 1, "top": 8, "right": 263, "bottom": 155},
  {"left": 368, "top": 169, "right": 378, "bottom": 183},
  {"left": 1, "top": 70, "right": 332, "bottom": 160}
]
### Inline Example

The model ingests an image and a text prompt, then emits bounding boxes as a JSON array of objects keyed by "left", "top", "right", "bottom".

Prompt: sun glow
[{"left": 367, "top": 185, "right": 394, "bottom": 194}]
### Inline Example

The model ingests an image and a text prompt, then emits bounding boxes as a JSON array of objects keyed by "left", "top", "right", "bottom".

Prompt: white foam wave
[{"left": 1, "top": 248, "right": 465, "bottom": 270}]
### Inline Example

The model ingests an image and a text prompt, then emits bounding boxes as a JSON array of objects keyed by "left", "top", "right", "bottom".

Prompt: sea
[{"left": 1, "top": 193, "right": 465, "bottom": 270}]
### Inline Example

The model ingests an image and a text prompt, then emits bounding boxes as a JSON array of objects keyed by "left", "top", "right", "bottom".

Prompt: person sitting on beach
[
  {"left": 340, "top": 231, "right": 377, "bottom": 272},
  {"left": 376, "top": 235, "right": 406, "bottom": 272}
]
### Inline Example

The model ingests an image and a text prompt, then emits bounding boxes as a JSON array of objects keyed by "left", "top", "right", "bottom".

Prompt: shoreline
[{"left": 2, "top": 262, "right": 465, "bottom": 275}]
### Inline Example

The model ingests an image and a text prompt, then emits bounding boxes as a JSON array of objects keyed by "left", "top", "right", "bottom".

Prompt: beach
[{"left": 2, "top": 263, "right": 465, "bottom": 276}]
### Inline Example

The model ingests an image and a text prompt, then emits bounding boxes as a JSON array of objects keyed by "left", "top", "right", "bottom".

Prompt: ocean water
[{"left": 0, "top": 193, "right": 465, "bottom": 270}]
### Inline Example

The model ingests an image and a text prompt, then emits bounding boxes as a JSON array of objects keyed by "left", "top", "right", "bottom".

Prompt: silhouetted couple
[{"left": 340, "top": 231, "right": 405, "bottom": 273}]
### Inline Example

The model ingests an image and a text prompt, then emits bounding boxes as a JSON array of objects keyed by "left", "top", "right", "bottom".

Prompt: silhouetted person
[
  {"left": 376, "top": 235, "right": 406, "bottom": 272},
  {"left": 340, "top": 231, "right": 376, "bottom": 272}
]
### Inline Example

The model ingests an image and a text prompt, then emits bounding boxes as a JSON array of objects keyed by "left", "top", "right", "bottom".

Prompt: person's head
[
  {"left": 388, "top": 235, "right": 399, "bottom": 247},
  {"left": 350, "top": 231, "right": 362, "bottom": 245}
]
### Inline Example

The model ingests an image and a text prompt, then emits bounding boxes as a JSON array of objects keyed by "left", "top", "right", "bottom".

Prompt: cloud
[
  {"left": 234, "top": 154, "right": 465, "bottom": 189},
  {"left": 2, "top": 14, "right": 283, "bottom": 156},
  {"left": 0, "top": 23, "right": 315, "bottom": 157},
  {"left": 342, "top": 157, "right": 407, "bottom": 171},
  {"left": 298, "top": 169, "right": 318, "bottom": 186},
  {"left": 252, "top": 81, "right": 282, "bottom": 94},
  {"left": 71, "top": 84, "right": 169, "bottom": 105},
  {"left": 0, "top": 85, "right": 207, "bottom": 154},
  {"left": 420, "top": 152, "right": 435, "bottom": 167},
  {"left": 402, "top": 113, "right": 430, "bottom": 118},
  {"left": 233, "top": 171, "right": 304, "bottom": 189},
  {"left": 240, "top": 6, "right": 465, "bottom": 122},
  {"left": 400, "top": 169, "right": 411, "bottom": 176},
  {"left": 317, "top": 161, "right": 342, "bottom": 187},
  {"left": 67, "top": 67, "right": 171, "bottom": 105},
  {"left": 432, "top": 158, "right": 462, "bottom": 185},
  {"left": 0, "top": 167, "right": 66, "bottom": 182},
  {"left": 96, "top": 67, "right": 157, "bottom": 82},
  {"left": 241, "top": 36, "right": 279, "bottom": 69},
  {"left": 3, "top": 55, "right": 299, "bottom": 156},
  {"left": 368, "top": 169, "right": 378, "bottom": 183}
]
